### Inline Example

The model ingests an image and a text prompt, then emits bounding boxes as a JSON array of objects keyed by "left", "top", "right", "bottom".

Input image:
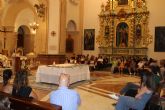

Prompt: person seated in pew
[
  {"left": 50, "top": 73, "right": 81, "bottom": 110},
  {"left": 2, "top": 69, "right": 38, "bottom": 99},
  {"left": 115, "top": 70, "right": 156, "bottom": 110},
  {"left": 96, "top": 55, "right": 104, "bottom": 70},
  {"left": 109, "top": 65, "right": 161, "bottom": 99},
  {"left": 118, "top": 60, "right": 125, "bottom": 74},
  {"left": 2, "top": 69, "right": 13, "bottom": 94},
  {"left": 0, "top": 94, "right": 11, "bottom": 110},
  {"left": 111, "top": 57, "right": 119, "bottom": 73},
  {"left": 129, "top": 59, "right": 137, "bottom": 75},
  {"left": 12, "top": 69, "right": 38, "bottom": 99},
  {"left": 160, "top": 64, "right": 165, "bottom": 83}
]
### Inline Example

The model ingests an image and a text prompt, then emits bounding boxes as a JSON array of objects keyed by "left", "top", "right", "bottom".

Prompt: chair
[
  {"left": 144, "top": 94, "right": 163, "bottom": 110},
  {"left": 160, "top": 95, "right": 165, "bottom": 110},
  {"left": 144, "top": 83, "right": 164, "bottom": 110}
]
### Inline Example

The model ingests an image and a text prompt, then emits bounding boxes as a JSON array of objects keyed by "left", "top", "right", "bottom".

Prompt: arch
[
  {"left": 2, "top": 0, "right": 48, "bottom": 24},
  {"left": 67, "top": 20, "right": 77, "bottom": 32},
  {"left": 17, "top": 26, "right": 25, "bottom": 48},
  {"left": 15, "top": 8, "right": 35, "bottom": 32},
  {"left": 17, "top": 25, "right": 33, "bottom": 55},
  {"left": 0, "top": 0, "right": 48, "bottom": 55},
  {"left": 116, "top": 22, "right": 129, "bottom": 47},
  {"left": 1, "top": 1, "right": 36, "bottom": 26}
]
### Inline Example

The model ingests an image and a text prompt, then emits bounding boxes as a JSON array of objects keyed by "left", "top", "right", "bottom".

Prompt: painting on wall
[
  {"left": 155, "top": 27, "right": 165, "bottom": 52},
  {"left": 84, "top": 29, "right": 95, "bottom": 50}
]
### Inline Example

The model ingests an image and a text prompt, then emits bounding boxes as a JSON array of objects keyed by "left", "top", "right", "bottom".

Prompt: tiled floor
[
  {"left": 32, "top": 71, "right": 140, "bottom": 110},
  {"left": 0, "top": 70, "right": 140, "bottom": 110}
]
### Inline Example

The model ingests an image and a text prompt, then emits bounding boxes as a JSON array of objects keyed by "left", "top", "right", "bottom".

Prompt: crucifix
[
  {"left": 0, "top": 26, "right": 13, "bottom": 49},
  {"left": 51, "top": 31, "right": 56, "bottom": 37}
]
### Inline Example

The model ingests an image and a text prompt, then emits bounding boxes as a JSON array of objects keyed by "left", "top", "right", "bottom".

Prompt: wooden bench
[{"left": 0, "top": 91, "right": 62, "bottom": 110}]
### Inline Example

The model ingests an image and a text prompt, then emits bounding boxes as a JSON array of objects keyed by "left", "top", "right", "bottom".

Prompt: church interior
[{"left": 0, "top": 0, "right": 165, "bottom": 110}]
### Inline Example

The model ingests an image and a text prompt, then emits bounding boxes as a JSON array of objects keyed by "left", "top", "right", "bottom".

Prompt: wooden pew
[{"left": 0, "top": 91, "right": 62, "bottom": 110}]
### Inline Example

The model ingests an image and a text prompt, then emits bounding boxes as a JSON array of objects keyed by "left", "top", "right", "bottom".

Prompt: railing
[{"left": 99, "top": 47, "right": 148, "bottom": 56}]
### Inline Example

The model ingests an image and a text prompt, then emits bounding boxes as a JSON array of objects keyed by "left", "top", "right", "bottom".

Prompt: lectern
[{"left": 12, "top": 56, "right": 21, "bottom": 74}]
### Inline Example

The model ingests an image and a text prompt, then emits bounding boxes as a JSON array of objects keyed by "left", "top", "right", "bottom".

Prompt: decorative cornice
[{"left": 69, "top": 0, "right": 79, "bottom": 5}]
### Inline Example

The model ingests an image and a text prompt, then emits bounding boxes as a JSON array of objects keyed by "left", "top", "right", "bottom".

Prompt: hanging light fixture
[{"left": 29, "top": 22, "right": 39, "bottom": 30}]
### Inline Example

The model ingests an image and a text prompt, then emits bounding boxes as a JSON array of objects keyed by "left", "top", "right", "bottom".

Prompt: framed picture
[
  {"left": 84, "top": 29, "right": 95, "bottom": 50},
  {"left": 155, "top": 27, "right": 165, "bottom": 52}
]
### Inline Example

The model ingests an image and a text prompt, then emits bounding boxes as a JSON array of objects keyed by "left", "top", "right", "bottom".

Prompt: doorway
[
  {"left": 17, "top": 27, "right": 24, "bottom": 48},
  {"left": 17, "top": 25, "right": 34, "bottom": 55}
]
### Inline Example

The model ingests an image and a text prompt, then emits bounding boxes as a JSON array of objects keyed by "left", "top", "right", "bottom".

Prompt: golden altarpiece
[{"left": 96, "top": 0, "right": 152, "bottom": 57}]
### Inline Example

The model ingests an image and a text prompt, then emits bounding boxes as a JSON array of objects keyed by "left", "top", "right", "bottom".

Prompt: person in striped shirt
[{"left": 50, "top": 73, "right": 81, "bottom": 110}]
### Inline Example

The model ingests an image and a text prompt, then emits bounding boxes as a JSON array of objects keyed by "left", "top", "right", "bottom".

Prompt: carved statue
[
  {"left": 34, "top": 4, "right": 45, "bottom": 18},
  {"left": 66, "top": 34, "right": 74, "bottom": 53}
]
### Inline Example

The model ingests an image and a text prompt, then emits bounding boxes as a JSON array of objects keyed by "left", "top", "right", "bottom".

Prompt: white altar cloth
[{"left": 36, "top": 64, "right": 90, "bottom": 84}]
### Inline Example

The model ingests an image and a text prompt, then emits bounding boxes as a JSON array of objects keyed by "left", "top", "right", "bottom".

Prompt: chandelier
[{"left": 29, "top": 22, "right": 39, "bottom": 30}]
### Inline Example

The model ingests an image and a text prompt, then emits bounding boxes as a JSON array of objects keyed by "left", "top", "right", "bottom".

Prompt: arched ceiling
[{"left": 0, "top": 0, "right": 48, "bottom": 26}]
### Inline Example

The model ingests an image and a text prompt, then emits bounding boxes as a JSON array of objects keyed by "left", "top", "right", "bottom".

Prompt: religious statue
[
  {"left": 136, "top": 24, "right": 141, "bottom": 38},
  {"left": 119, "top": 28, "right": 128, "bottom": 47},
  {"left": 116, "top": 23, "right": 128, "bottom": 47},
  {"left": 34, "top": 4, "right": 45, "bottom": 18}
]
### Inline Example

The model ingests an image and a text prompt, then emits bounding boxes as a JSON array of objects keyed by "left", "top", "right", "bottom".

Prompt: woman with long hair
[
  {"left": 12, "top": 69, "right": 38, "bottom": 99},
  {"left": 2, "top": 69, "right": 12, "bottom": 94}
]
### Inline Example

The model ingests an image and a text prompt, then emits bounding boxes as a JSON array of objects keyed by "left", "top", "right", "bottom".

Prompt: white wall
[
  {"left": 83, "top": 0, "right": 107, "bottom": 56},
  {"left": 65, "top": 0, "right": 83, "bottom": 54},
  {"left": 66, "top": 0, "right": 80, "bottom": 30},
  {"left": 48, "top": 0, "right": 60, "bottom": 54},
  {"left": 147, "top": 0, "right": 165, "bottom": 60}
]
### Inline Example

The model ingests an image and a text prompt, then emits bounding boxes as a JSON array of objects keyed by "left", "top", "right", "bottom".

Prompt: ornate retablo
[{"left": 97, "top": 0, "right": 152, "bottom": 56}]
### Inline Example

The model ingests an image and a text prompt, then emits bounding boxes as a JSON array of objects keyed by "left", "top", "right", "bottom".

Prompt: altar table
[{"left": 36, "top": 64, "right": 90, "bottom": 84}]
